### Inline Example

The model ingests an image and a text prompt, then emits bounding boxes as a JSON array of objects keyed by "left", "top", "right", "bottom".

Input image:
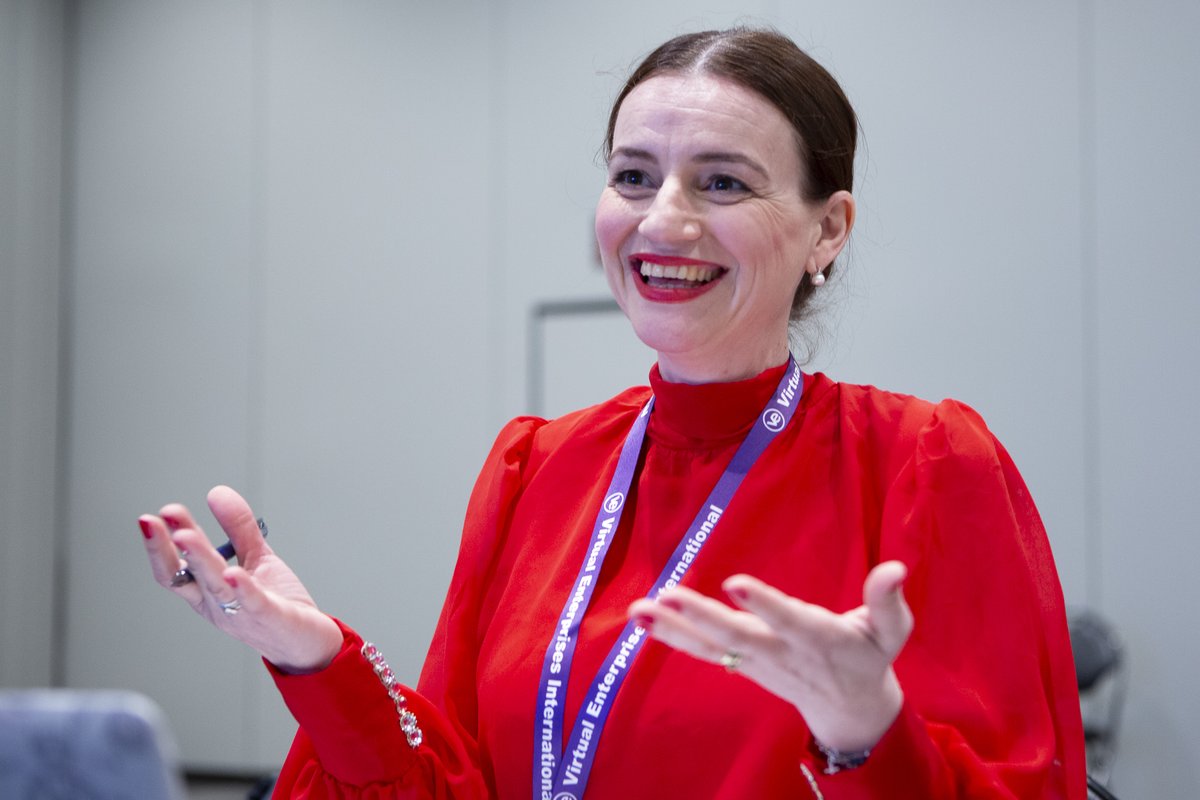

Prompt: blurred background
[{"left": 1, "top": 0, "right": 1196, "bottom": 796}]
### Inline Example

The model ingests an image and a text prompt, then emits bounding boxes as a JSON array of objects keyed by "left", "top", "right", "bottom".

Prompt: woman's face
[{"left": 596, "top": 73, "right": 831, "bottom": 383}]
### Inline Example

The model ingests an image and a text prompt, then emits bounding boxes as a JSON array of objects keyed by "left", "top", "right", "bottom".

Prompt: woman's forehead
[{"left": 612, "top": 74, "right": 800, "bottom": 170}]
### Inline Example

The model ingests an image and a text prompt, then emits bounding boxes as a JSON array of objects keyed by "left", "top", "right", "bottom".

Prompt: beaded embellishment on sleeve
[
  {"left": 361, "top": 641, "right": 423, "bottom": 748},
  {"left": 799, "top": 763, "right": 825, "bottom": 799}
]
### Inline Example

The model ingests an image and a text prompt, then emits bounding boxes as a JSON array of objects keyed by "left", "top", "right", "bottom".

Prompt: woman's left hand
[{"left": 626, "top": 560, "right": 912, "bottom": 753}]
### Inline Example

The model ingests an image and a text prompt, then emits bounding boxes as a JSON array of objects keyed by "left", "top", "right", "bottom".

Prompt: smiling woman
[
  {"left": 596, "top": 70, "right": 852, "bottom": 384},
  {"left": 140, "top": 27, "right": 1087, "bottom": 800}
]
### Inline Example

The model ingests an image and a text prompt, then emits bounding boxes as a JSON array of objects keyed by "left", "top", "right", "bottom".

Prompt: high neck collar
[{"left": 646, "top": 359, "right": 792, "bottom": 448}]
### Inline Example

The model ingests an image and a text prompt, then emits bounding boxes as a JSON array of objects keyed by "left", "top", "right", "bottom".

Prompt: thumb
[
  {"left": 206, "top": 485, "right": 271, "bottom": 562},
  {"left": 863, "top": 560, "right": 913, "bottom": 659}
]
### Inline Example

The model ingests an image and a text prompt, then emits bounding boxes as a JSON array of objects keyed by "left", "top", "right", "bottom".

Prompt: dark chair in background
[
  {"left": 1088, "top": 773, "right": 1122, "bottom": 800},
  {"left": 1069, "top": 608, "right": 1128, "bottom": 800}
]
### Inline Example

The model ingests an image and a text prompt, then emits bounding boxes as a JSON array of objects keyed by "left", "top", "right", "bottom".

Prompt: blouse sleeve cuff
[
  {"left": 266, "top": 618, "right": 424, "bottom": 786},
  {"left": 799, "top": 702, "right": 950, "bottom": 800}
]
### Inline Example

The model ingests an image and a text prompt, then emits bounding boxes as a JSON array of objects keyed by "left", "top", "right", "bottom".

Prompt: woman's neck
[{"left": 656, "top": 340, "right": 791, "bottom": 385}]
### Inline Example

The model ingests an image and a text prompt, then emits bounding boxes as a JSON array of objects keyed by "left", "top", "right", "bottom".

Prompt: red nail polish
[
  {"left": 634, "top": 615, "right": 654, "bottom": 631},
  {"left": 224, "top": 574, "right": 238, "bottom": 589},
  {"left": 138, "top": 518, "right": 154, "bottom": 540},
  {"left": 659, "top": 596, "right": 683, "bottom": 612},
  {"left": 727, "top": 586, "right": 750, "bottom": 602},
  {"left": 161, "top": 512, "right": 182, "bottom": 530}
]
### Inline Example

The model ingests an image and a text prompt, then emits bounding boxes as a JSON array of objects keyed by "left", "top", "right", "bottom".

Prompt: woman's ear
[{"left": 810, "top": 190, "right": 855, "bottom": 274}]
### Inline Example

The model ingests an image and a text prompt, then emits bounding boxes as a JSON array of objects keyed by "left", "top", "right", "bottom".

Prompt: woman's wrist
[
  {"left": 813, "top": 739, "right": 873, "bottom": 774},
  {"left": 264, "top": 611, "right": 345, "bottom": 674},
  {"left": 803, "top": 669, "right": 904, "bottom": 754}
]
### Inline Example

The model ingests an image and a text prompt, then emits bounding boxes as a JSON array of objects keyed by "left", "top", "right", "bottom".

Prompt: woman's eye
[
  {"left": 612, "top": 169, "right": 648, "bottom": 187},
  {"left": 609, "top": 169, "right": 656, "bottom": 197},
  {"left": 706, "top": 174, "right": 748, "bottom": 193}
]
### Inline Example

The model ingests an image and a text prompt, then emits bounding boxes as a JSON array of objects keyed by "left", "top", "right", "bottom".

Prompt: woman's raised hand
[
  {"left": 139, "top": 485, "right": 343, "bottom": 674},
  {"left": 627, "top": 561, "right": 912, "bottom": 753}
]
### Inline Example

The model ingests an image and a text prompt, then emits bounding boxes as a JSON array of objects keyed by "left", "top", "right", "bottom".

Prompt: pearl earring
[{"left": 811, "top": 271, "right": 826, "bottom": 287}]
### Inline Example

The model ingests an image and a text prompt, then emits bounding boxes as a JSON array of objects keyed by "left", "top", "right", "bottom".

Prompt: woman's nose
[{"left": 637, "top": 179, "right": 702, "bottom": 245}]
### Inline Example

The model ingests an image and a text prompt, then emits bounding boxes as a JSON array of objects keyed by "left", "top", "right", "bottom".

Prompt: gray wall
[
  {"left": 2, "top": 0, "right": 1197, "bottom": 795},
  {"left": 0, "top": 0, "right": 64, "bottom": 691}
]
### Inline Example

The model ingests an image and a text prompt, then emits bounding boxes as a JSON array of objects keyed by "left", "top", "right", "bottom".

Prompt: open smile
[{"left": 630, "top": 254, "right": 728, "bottom": 300}]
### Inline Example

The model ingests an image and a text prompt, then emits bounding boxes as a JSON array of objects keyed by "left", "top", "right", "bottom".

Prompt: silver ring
[
  {"left": 719, "top": 649, "right": 743, "bottom": 673},
  {"left": 219, "top": 598, "right": 243, "bottom": 616},
  {"left": 170, "top": 568, "right": 195, "bottom": 587}
]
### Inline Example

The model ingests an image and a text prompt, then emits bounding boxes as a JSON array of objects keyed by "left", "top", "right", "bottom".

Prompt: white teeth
[{"left": 638, "top": 262, "right": 718, "bottom": 283}]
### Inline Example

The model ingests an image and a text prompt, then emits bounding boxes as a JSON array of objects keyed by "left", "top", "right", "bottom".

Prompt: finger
[
  {"left": 158, "top": 502, "right": 201, "bottom": 534},
  {"left": 627, "top": 596, "right": 729, "bottom": 665},
  {"left": 721, "top": 573, "right": 828, "bottom": 635},
  {"left": 171, "top": 527, "right": 238, "bottom": 610},
  {"left": 206, "top": 485, "right": 270, "bottom": 564},
  {"left": 862, "top": 561, "right": 913, "bottom": 657},
  {"left": 655, "top": 587, "right": 774, "bottom": 655},
  {"left": 139, "top": 514, "right": 201, "bottom": 600},
  {"left": 219, "top": 566, "right": 265, "bottom": 616},
  {"left": 211, "top": 567, "right": 264, "bottom": 621}
]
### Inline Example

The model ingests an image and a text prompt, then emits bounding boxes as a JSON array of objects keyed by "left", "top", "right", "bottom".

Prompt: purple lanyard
[{"left": 532, "top": 357, "right": 804, "bottom": 800}]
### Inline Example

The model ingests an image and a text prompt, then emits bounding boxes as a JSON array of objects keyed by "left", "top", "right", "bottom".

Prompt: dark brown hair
[{"left": 604, "top": 28, "right": 858, "bottom": 320}]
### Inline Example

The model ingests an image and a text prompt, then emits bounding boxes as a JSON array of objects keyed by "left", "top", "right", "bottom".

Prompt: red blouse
[{"left": 270, "top": 364, "right": 1087, "bottom": 799}]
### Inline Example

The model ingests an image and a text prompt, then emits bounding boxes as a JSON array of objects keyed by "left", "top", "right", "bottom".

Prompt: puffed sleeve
[
  {"left": 799, "top": 399, "right": 1087, "bottom": 799},
  {"left": 268, "top": 416, "right": 545, "bottom": 799}
]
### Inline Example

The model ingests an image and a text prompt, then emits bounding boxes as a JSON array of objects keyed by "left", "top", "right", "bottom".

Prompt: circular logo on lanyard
[
  {"left": 554, "top": 794, "right": 578, "bottom": 800},
  {"left": 762, "top": 407, "right": 786, "bottom": 433},
  {"left": 603, "top": 491, "right": 625, "bottom": 514}
]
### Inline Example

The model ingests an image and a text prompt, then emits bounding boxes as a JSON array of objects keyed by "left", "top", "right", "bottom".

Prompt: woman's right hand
[{"left": 139, "top": 485, "right": 344, "bottom": 674}]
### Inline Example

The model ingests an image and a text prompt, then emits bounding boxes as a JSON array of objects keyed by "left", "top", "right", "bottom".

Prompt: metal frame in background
[{"left": 526, "top": 297, "right": 621, "bottom": 416}]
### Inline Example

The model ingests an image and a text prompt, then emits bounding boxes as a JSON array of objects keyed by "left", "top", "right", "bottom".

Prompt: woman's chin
[{"left": 627, "top": 318, "right": 704, "bottom": 359}]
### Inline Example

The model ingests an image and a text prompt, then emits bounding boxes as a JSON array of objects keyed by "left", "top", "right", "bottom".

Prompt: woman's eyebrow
[
  {"left": 609, "top": 146, "right": 656, "bottom": 162},
  {"left": 692, "top": 152, "right": 769, "bottom": 179},
  {"left": 609, "top": 147, "right": 769, "bottom": 180}
]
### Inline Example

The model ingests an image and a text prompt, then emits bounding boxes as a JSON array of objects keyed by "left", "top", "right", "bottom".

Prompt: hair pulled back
[{"left": 604, "top": 28, "right": 858, "bottom": 320}]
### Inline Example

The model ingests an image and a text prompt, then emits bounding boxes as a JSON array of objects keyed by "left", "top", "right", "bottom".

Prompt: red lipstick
[{"left": 630, "top": 253, "right": 726, "bottom": 303}]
